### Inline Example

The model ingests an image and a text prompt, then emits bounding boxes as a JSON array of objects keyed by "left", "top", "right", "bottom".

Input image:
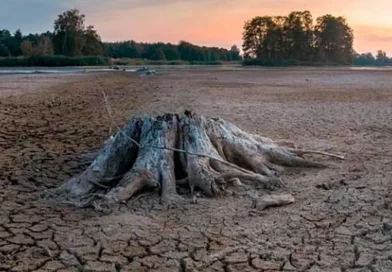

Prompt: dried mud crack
[{"left": 1, "top": 70, "right": 392, "bottom": 272}]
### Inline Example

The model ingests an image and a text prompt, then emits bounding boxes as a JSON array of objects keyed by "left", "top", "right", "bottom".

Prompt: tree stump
[{"left": 45, "top": 111, "right": 337, "bottom": 210}]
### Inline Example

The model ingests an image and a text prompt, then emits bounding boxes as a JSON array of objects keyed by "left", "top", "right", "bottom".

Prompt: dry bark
[{"left": 44, "top": 111, "right": 339, "bottom": 209}]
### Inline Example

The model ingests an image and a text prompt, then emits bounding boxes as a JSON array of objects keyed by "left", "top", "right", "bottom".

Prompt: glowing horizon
[{"left": 1, "top": 0, "right": 391, "bottom": 55}]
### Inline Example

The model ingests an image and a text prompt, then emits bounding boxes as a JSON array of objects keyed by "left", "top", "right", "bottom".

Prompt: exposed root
[
  {"left": 44, "top": 111, "right": 341, "bottom": 210},
  {"left": 180, "top": 114, "right": 222, "bottom": 196}
]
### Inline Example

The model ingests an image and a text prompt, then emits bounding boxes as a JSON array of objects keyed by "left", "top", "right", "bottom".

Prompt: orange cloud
[
  {"left": 354, "top": 25, "right": 392, "bottom": 54},
  {"left": 84, "top": 0, "right": 392, "bottom": 54}
]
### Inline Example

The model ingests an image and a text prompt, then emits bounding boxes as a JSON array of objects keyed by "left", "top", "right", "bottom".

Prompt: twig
[
  {"left": 101, "top": 91, "right": 258, "bottom": 176},
  {"left": 288, "top": 149, "right": 345, "bottom": 160},
  {"left": 88, "top": 179, "right": 110, "bottom": 189}
]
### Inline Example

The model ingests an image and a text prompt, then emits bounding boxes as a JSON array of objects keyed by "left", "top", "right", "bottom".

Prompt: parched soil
[{"left": 0, "top": 68, "right": 391, "bottom": 272}]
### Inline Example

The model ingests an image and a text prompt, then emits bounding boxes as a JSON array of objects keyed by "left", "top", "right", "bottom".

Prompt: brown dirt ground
[{"left": 0, "top": 68, "right": 391, "bottom": 272}]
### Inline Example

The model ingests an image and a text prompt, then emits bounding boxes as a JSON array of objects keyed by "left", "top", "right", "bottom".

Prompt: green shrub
[{"left": 0, "top": 55, "right": 111, "bottom": 67}]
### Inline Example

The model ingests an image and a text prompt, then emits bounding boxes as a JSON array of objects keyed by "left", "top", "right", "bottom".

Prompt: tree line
[
  {"left": 0, "top": 9, "right": 241, "bottom": 62},
  {"left": 242, "top": 11, "right": 391, "bottom": 65},
  {"left": 104, "top": 41, "right": 241, "bottom": 62},
  {"left": 0, "top": 10, "right": 103, "bottom": 57},
  {"left": 1, "top": 8, "right": 390, "bottom": 66},
  {"left": 352, "top": 50, "right": 392, "bottom": 66}
]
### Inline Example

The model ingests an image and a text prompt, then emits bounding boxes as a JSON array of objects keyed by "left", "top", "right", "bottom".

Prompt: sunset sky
[{"left": 1, "top": 0, "right": 392, "bottom": 54}]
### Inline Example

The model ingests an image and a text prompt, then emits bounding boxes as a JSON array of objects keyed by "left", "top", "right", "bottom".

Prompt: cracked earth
[{"left": 0, "top": 68, "right": 391, "bottom": 271}]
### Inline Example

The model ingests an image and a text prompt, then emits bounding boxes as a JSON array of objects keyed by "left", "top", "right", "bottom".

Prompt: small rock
[{"left": 59, "top": 250, "right": 81, "bottom": 267}]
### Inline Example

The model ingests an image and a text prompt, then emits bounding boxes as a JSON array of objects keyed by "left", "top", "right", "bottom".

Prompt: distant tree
[
  {"left": 20, "top": 40, "right": 33, "bottom": 56},
  {"left": 314, "top": 15, "right": 353, "bottom": 64},
  {"left": 230, "top": 45, "right": 240, "bottom": 53},
  {"left": 376, "top": 50, "right": 387, "bottom": 64},
  {"left": 243, "top": 16, "right": 285, "bottom": 60},
  {"left": 8, "top": 29, "right": 23, "bottom": 56},
  {"left": 0, "top": 30, "right": 13, "bottom": 56},
  {"left": 230, "top": 45, "right": 241, "bottom": 60},
  {"left": 178, "top": 41, "right": 194, "bottom": 61},
  {"left": 352, "top": 52, "right": 377, "bottom": 65},
  {"left": 21, "top": 36, "right": 53, "bottom": 56},
  {"left": 150, "top": 47, "right": 166, "bottom": 60},
  {"left": 104, "top": 41, "right": 140, "bottom": 58},
  {"left": 283, "top": 11, "right": 314, "bottom": 60},
  {"left": 0, "top": 29, "right": 11, "bottom": 43},
  {"left": 14, "top": 29, "right": 23, "bottom": 41},
  {"left": 243, "top": 11, "right": 355, "bottom": 65},
  {"left": 83, "top": 25, "right": 103, "bottom": 55},
  {"left": 36, "top": 36, "right": 54, "bottom": 55},
  {"left": 53, "top": 9, "right": 86, "bottom": 56},
  {"left": 162, "top": 45, "right": 181, "bottom": 60},
  {"left": 243, "top": 17, "right": 270, "bottom": 58},
  {"left": 0, "top": 43, "right": 10, "bottom": 57}
]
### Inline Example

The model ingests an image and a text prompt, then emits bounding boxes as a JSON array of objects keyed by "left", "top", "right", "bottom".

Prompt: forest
[
  {"left": 0, "top": 9, "right": 390, "bottom": 66},
  {"left": 0, "top": 9, "right": 240, "bottom": 66},
  {"left": 242, "top": 11, "right": 391, "bottom": 66}
]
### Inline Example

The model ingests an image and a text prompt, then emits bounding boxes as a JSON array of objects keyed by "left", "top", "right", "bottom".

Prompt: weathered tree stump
[{"left": 45, "top": 111, "right": 339, "bottom": 210}]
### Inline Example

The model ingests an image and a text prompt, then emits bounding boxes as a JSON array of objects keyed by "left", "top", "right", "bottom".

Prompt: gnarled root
[{"left": 44, "top": 111, "right": 341, "bottom": 210}]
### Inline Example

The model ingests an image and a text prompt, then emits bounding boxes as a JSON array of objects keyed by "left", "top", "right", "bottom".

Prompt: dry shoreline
[{"left": 0, "top": 68, "right": 391, "bottom": 271}]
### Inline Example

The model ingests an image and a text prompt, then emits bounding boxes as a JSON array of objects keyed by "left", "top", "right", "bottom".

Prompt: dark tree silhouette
[
  {"left": 284, "top": 11, "right": 314, "bottom": 61},
  {"left": 314, "top": 15, "right": 354, "bottom": 64},
  {"left": 103, "top": 40, "right": 241, "bottom": 62},
  {"left": 243, "top": 11, "right": 355, "bottom": 65},
  {"left": 0, "top": 43, "right": 10, "bottom": 57},
  {"left": 53, "top": 9, "right": 86, "bottom": 56},
  {"left": 83, "top": 25, "right": 104, "bottom": 56}
]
